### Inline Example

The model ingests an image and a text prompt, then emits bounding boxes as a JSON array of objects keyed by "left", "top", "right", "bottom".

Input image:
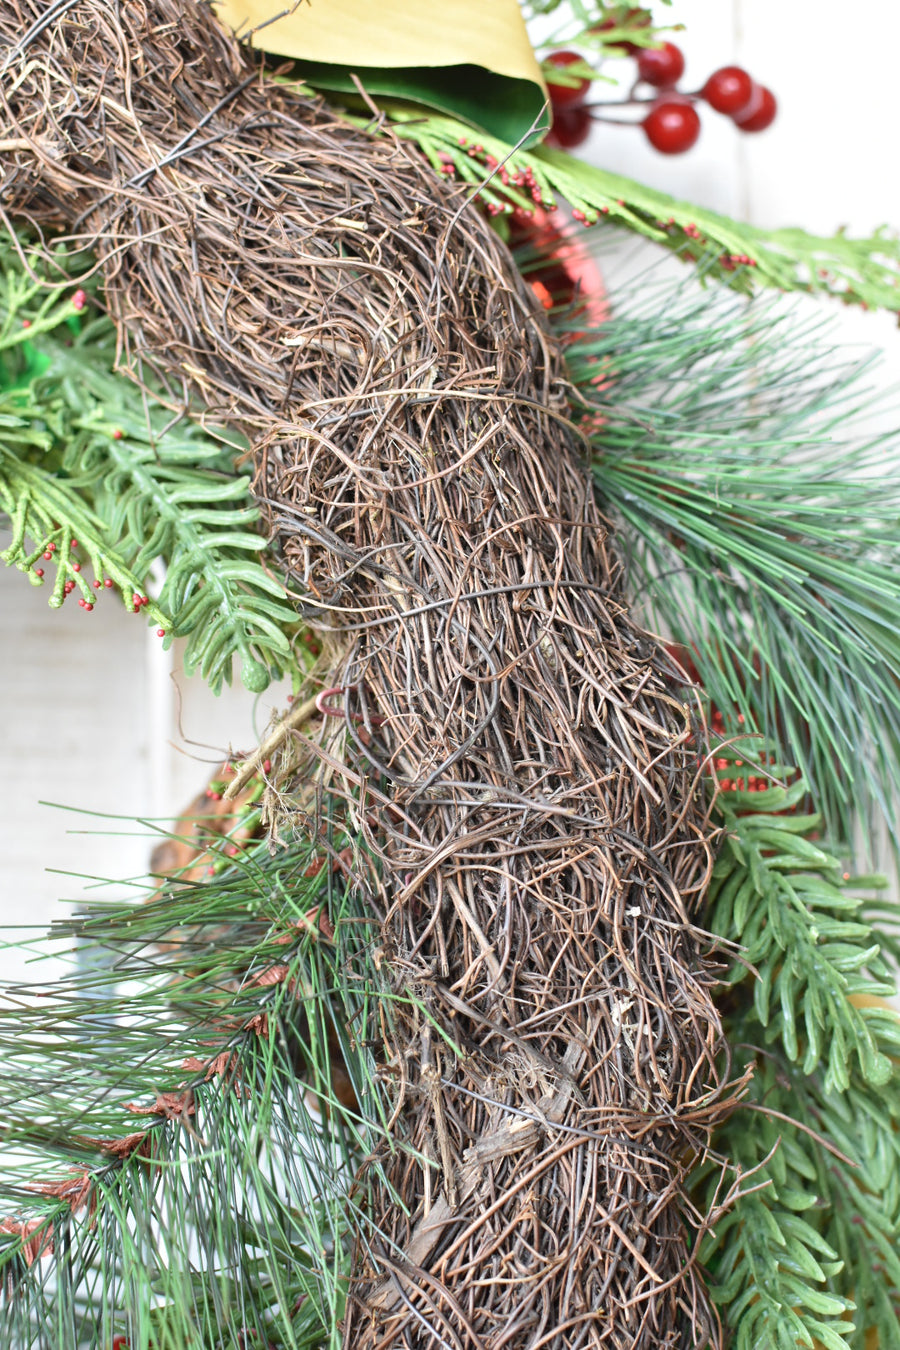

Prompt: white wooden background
[{"left": 3, "top": 0, "right": 900, "bottom": 984}]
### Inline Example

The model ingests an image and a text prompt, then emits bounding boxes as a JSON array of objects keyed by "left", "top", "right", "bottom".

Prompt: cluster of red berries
[{"left": 545, "top": 36, "right": 776, "bottom": 156}]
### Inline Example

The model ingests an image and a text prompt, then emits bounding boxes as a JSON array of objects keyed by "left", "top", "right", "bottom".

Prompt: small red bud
[
  {"left": 85, "top": 602, "right": 94, "bottom": 611},
  {"left": 226, "top": 845, "right": 239, "bottom": 856},
  {"left": 71, "top": 289, "right": 87, "bottom": 311},
  {"left": 263, "top": 759, "right": 272, "bottom": 773},
  {"left": 141, "top": 595, "right": 149, "bottom": 606},
  {"left": 156, "top": 628, "right": 166, "bottom": 637},
  {"left": 112, "top": 428, "right": 124, "bottom": 440},
  {"left": 70, "top": 539, "right": 78, "bottom": 549},
  {"left": 34, "top": 568, "right": 44, "bottom": 577},
  {"left": 104, "top": 578, "right": 113, "bottom": 588},
  {"left": 21, "top": 318, "right": 31, "bottom": 328},
  {"left": 78, "top": 598, "right": 86, "bottom": 608},
  {"left": 43, "top": 551, "right": 52, "bottom": 560},
  {"left": 93, "top": 580, "right": 101, "bottom": 589},
  {"left": 72, "top": 562, "right": 81, "bottom": 572}
]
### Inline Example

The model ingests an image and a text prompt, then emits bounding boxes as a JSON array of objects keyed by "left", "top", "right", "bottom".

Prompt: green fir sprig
[
  {"left": 698, "top": 749, "right": 900, "bottom": 1348},
  {"left": 0, "top": 232, "right": 304, "bottom": 694}
]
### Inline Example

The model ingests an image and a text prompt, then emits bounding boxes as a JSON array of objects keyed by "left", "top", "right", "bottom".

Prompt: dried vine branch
[{"left": 1, "top": 2, "right": 733, "bottom": 1343}]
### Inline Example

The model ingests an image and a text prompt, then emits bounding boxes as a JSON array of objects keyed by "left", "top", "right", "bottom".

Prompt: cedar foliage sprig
[
  {"left": 0, "top": 233, "right": 304, "bottom": 694},
  {"left": 376, "top": 107, "right": 900, "bottom": 315},
  {"left": 697, "top": 745, "right": 900, "bottom": 1350},
  {"left": 560, "top": 269, "right": 900, "bottom": 845}
]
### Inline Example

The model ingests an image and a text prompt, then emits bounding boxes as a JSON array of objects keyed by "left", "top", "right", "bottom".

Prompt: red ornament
[
  {"left": 643, "top": 99, "right": 701, "bottom": 155},
  {"left": 545, "top": 51, "right": 591, "bottom": 111},
  {"left": 546, "top": 105, "right": 592, "bottom": 150},
  {"left": 701, "top": 65, "right": 754, "bottom": 115},
  {"left": 733, "top": 84, "right": 777, "bottom": 132},
  {"left": 636, "top": 42, "right": 685, "bottom": 88}
]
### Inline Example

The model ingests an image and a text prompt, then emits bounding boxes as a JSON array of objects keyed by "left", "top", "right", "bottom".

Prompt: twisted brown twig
[{"left": 1, "top": 2, "right": 732, "bottom": 1343}]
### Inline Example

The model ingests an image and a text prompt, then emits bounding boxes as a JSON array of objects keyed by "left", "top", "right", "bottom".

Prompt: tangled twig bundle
[{"left": 1, "top": 3, "right": 733, "bottom": 1343}]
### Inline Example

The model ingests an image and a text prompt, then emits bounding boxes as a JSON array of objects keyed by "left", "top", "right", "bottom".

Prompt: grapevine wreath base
[{"left": 0, "top": 1, "right": 739, "bottom": 1344}]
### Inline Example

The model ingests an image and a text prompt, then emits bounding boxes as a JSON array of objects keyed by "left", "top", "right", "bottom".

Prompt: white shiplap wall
[{"left": 2, "top": 1, "right": 899, "bottom": 983}]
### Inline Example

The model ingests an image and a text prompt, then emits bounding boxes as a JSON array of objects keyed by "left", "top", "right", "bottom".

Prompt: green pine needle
[
  {"left": 559, "top": 268, "right": 900, "bottom": 846},
  {"left": 0, "top": 814, "right": 387, "bottom": 1350}
]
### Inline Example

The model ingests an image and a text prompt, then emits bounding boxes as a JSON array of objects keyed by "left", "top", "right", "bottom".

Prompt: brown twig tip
[{"left": 2, "top": 1, "right": 734, "bottom": 1343}]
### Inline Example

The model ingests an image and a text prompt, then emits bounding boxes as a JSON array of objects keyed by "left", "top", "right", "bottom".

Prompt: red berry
[
  {"left": 104, "top": 578, "right": 113, "bottom": 588},
  {"left": 701, "top": 65, "right": 753, "bottom": 115},
  {"left": 157, "top": 628, "right": 166, "bottom": 637},
  {"left": 643, "top": 99, "right": 701, "bottom": 155},
  {"left": 21, "top": 318, "right": 31, "bottom": 328},
  {"left": 546, "top": 105, "right": 592, "bottom": 150},
  {"left": 70, "top": 539, "right": 78, "bottom": 549},
  {"left": 733, "top": 84, "right": 777, "bottom": 132},
  {"left": 34, "top": 568, "right": 44, "bottom": 578},
  {"left": 43, "top": 551, "right": 52, "bottom": 561},
  {"left": 263, "top": 759, "right": 272, "bottom": 773},
  {"left": 637, "top": 42, "right": 684, "bottom": 88},
  {"left": 48, "top": 542, "right": 56, "bottom": 552},
  {"left": 112, "top": 429, "right": 123, "bottom": 440},
  {"left": 545, "top": 51, "right": 591, "bottom": 111},
  {"left": 133, "top": 593, "right": 142, "bottom": 605},
  {"left": 93, "top": 579, "right": 101, "bottom": 589},
  {"left": 85, "top": 602, "right": 94, "bottom": 611},
  {"left": 112, "top": 1337, "right": 130, "bottom": 1350},
  {"left": 140, "top": 595, "right": 149, "bottom": 606},
  {"left": 71, "top": 289, "right": 87, "bottom": 311},
  {"left": 72, "top": 562, "right": 81, "bottom": 572}
]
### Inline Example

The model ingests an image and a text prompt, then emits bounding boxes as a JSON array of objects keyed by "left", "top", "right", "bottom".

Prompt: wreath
[{"left": 2, "top": 4, "right": 899, "bottom": 1348}]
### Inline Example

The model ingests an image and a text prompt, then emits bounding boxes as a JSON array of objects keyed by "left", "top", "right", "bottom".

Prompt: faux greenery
[
  {"left": 0, "top": 236, "right": 304, "bottom": 694},
  {"left": 557, "top": 265, "right": 900, "bottom": 846},
  {"left": 697, "top": 746, "right": 900, "bottom": 1350},
  {"left": 0, "top": 808, "right": 383, "bottom": 1350},
  {"left": 375, "top": 105, "right": 900, "bottom": 315}
]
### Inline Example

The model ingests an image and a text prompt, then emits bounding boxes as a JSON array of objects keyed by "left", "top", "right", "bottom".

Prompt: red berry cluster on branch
[{"left": 543, "top": 32, "right": 777, "bottom": 157}]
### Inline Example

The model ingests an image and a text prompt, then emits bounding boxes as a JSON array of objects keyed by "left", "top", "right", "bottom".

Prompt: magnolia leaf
[{"left": 213, "top": 0, "right": 549, "bottom": 143}]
